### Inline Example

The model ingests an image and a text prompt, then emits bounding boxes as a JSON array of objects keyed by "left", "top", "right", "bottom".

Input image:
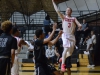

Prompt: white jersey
[
  {"left": 14, "top": 36, "right": 21, "bottom": 54},
  {"left": 86, "top": 38, "right": 93, "bottom": 50},
  {"left": 62, "top": 16, "right": 76, "bottom": 34},
  {"left": 11, "top": 36, "right": 21, "bottom": 75},
  {"left": 91, "top": 34, "right": 96, "bottom": 44}
]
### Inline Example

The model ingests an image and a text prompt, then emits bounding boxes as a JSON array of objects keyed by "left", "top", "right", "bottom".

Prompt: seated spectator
[
  {"left": 46, "top": 44, "right": 56, "bottom": 65},
  {"left": 84, "top": 35, "right": 95, "bottom": 68}
]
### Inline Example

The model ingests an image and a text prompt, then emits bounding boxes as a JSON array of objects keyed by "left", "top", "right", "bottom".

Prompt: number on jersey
[{"left": 68, "top": 23, "right": 71, "bottom": 28}]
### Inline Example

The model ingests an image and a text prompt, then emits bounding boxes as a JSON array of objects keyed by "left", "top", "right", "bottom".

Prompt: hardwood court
[
  {"left": 19, "top": 54, "right": 100, "bottom": 75},
  {"left": 19, "top": 63, "right": 100, "bottom": 75},
  {"left": 19, "top": 72, "right": 100, "bottom": 75}
]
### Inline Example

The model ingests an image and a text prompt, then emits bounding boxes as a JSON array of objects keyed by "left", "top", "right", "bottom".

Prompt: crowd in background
[
  {"left": 0, "top": 15, "right": 97, "bottom": 70},
  {"left": 24, "top": 15, "right": 97, "bottom": 69}
]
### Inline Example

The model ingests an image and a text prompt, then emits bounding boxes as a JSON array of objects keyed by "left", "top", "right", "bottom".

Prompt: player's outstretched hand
[
  {"left": 53, "top": 23, "right": 57, "bottom": 31},
  {"left": 58, "top": 30, "right": 63, "bottom": 36}
]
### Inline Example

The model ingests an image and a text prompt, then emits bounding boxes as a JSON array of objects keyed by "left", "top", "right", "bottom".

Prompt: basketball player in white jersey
[
  {"left": 52, "top": 0, "right": 82, "bottom": 72},
  {"left": 11, "top": 27, "right": 29, "bottom": 75}
]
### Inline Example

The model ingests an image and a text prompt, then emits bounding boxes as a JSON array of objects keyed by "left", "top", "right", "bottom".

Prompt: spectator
[
  {"left": 76, "top": 19, "right": 89, "bottom": 45},
  {"left": 43, "top": 15, "right": 51, "bottom": 36},
  {"left": 84, "top": 35, "right": 95, "bottom": 68},
  {"left": 46, "top": 31, "right": 55, "bottom": 50},
  {"left": 19, "top": 25, "right": 26, "bottom": 38},
  {"left": 45, "top": 32, "right": 51, "bottom": 50},
  {"left": 55, "top": 37, "right": 63, "bottom": 63},
  {"left": 46, "top": 44, "right": 56, "bottom": 65},
  {"left": 91, "top": 30, "right": 96, "bottom": 49},
  {"left": 45, "top": 32, "right": 51, "bottom": 38},
  {"left": 77, "top": 19, "right": 89, "bottom": 37}
]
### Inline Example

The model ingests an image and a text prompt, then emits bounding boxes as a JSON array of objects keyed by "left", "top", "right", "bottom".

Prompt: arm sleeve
[{"left": 11, "top": 37, "right": 18, "bottom": 50}]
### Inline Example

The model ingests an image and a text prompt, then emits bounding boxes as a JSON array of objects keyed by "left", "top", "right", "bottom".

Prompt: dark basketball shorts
[
  {"left": 0, "top": 58, "right": 11, "bottom": 75},
  {"left": 36, "top": 63, "right": 57, "bottom": 75}
]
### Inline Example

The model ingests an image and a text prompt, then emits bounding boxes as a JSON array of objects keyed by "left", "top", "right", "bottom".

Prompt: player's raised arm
[
  {"left": 52, "top": 0, "right": 64, "bottom": 20},
  {"left": 48, "top": 30, "right": 63, "bottom": 45},
  {"left": 75, "top": 18, "right": 82, "bottom": 30},
  {"left": 43, "top": 23, "right": 57, "bottom": 44}
]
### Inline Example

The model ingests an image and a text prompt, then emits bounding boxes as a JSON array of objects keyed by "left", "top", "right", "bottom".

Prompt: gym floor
[{"left": 19, "top": 64, "right": 100, "bottom": 75}]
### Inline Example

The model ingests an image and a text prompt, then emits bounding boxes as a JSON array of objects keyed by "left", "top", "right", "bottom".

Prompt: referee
[{"left": 0, "top": 21, "right": 17, "bottom": 75}]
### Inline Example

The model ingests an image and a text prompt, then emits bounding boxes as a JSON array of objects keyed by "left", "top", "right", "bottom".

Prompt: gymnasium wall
[
  {"left": 58, "top": 0, "right": 100, "bottom": 11},
  {"left": 10, "top": 0, "right": 100, "bottom": 24}
]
